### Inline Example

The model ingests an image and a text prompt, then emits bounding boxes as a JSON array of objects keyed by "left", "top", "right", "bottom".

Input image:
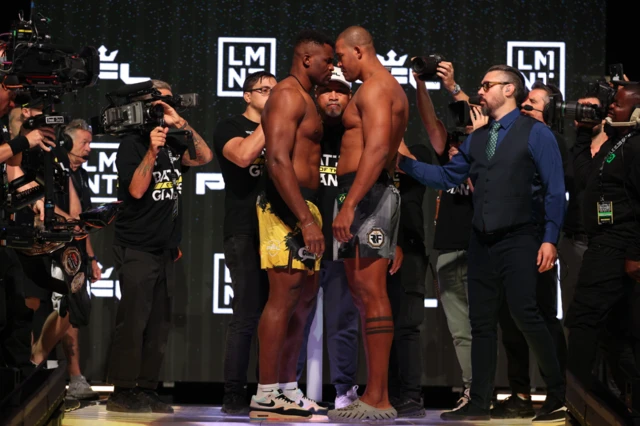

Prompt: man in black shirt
[
  {"left": 295, "top": 67, "right": 360, "bottom": 409},
  {"left": 213, "top": 71, "right": 276, "bottom": 414},
  {"left": 559, "top": 95, "right": 607, "bottom": 319},
  {"left": 387, "top": 142, "right": 429, "bottom": 418},
  {"left": 411, "top": 65, "right": 478, "bottom": 413},
  {"left": 566, "top": 84, "right": 640, "bottom": 392},
  {"left": 107, "top": 79, "right": 213, "bottom": 413}
]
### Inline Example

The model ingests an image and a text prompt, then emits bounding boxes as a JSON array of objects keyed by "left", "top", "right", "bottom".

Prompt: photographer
[
  {"left": 0, "top": 83, "right": 55, "bottom": 395},
  {"left": 566, "top": 84, "right": 640, "bottom": 392},
  {"left": 411, "top": 64, "right": 487, "bottom": 415},
  {"left": 106, "top": 79, "right": 212, "bottom": 414}
]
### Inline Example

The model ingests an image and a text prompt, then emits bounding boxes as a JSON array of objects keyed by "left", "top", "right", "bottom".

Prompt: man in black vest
[{"left": 398, "top": 65, "right": 566, "bottom": 423}]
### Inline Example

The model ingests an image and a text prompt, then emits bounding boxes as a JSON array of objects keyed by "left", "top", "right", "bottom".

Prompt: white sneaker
[
  {"left": 289, "top": 388, "right": 330, "bottom": 415},
  {"left": 249, "top": 390, "right": 311, "bottom": 421},
  {"left": 67, "top": 376, "right": 99, "bottom": 400},
  {"left": 452, "top": 388, "right": 471, "bottom": 411},
  {"left": 335, "top": 385, "right": 358, "bottom": 409}
]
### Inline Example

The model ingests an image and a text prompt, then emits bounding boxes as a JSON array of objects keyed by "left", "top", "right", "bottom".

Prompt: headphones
[{"left": 62, "top": 131, "right": 75, "bottom": 152}]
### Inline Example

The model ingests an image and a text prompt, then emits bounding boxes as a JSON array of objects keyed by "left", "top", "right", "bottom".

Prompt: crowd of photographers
[{"left": 2, "top": 26, "right": 640, "bottom": 423}]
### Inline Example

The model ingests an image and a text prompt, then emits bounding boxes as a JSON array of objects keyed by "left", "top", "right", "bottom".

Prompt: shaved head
[
  {"left": 622, "top": 84, "right": 640, "bottom": 102},
  {"left": 337, "top": 26, "right": 374, "bottom": 50}
]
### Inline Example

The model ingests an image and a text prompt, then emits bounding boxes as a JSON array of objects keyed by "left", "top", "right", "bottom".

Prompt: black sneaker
[
  {"left": 106, "top": 389, "right": 151, "bottom": 413},
  {"left": 134, "top": 388, "right": 174, "bottom": 413},
  {"left": 532, "top": 395, "right": 567, "bottom": 423},
  {"left": 490, "top": 394, "right": 535, "bottom": 418},
  {"left": 222, "top": 390, "right": 249, "bottom": 414},
  {"left": 392, "top": 396, "right": 426, "bottom": 418},
  {"left": 440, "top": 401, "right": 490, "bottom": 421}
]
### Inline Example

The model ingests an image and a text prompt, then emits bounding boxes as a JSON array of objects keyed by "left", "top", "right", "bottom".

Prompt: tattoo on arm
[
  {"left": 183, "top": 125, "right": 211, "bottom": 165},
  {"left": 365, "top": 316, "right": 393, "bottom": 323}
]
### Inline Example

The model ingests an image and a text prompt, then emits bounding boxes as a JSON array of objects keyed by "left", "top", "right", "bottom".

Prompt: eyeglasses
[
  {"left": 478, "top": 81, "right": 511, "bottom": 92},
  {"left": 246, "top": 87, "right": 273, "bottom": 96}
]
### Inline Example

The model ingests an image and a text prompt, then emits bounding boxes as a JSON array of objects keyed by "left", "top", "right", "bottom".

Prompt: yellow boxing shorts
[{"left": 256, "top": 193, "right": 322, "bottom": 274}]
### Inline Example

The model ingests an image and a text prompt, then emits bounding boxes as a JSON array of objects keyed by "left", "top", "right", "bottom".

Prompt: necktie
[{"left": 485, "top": 121, "right": 501, "bottom": 160}]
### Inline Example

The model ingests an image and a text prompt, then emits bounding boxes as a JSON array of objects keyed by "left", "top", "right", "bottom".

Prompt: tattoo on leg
[
  {"left": 366, "top": 327, "right": 394, "bottom": 335},
  {"left": 62, "top": 337, "right": 75, "bottom": 358},
  {"left": 365, "top": 316, "right": 393, "bottom": 323}
]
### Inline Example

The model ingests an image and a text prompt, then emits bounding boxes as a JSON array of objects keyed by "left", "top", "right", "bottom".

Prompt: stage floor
[{"left": 62, "top": 402, "right": 546, "bottom": 425}]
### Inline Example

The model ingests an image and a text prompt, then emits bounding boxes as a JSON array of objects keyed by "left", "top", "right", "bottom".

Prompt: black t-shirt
[
  {"left": 317, "top": 123, "right": 343, "bottom": 260},
  {"left": 397, "top": 144, "right": 429, "bottom": 254},
  {"left": 432, "top": 144, "right": 474, "bottom": 251},
  {"left": 114, "top": 133, "right": 186, "bottom": 251},
  {"left": 212, "top": 115, "right": 263, "bottom": 239}
]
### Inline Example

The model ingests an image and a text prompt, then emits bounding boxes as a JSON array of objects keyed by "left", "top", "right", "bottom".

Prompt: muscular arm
[
  {"left": 128, "top": 150, "right": 157, "bottom": 199},
  {"left": 264, "top": 89, "right": 314, "bottom": 224},
  {"left": 342, "top": 87, "right": 395, "bottom": 210},
  {"left": 415, "top": 81, "right": 448, "bottom": 155},
  {"left": 180, "top": 123, "right": 213, "bottom": 166},
  {"left": 222, "top": 124, "right": 265, "bottom": 168}
]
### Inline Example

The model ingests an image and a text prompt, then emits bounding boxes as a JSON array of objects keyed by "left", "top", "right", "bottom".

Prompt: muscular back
[
  {"left": 338, "top": 71, "right": 409, "bottom": 176},
  {"left": 262, "top": 78, "right": 322, "bottom": 190}
]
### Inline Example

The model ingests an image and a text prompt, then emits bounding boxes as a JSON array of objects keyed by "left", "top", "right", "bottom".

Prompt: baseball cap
[{"left": 330, "top": 67, "right": 351, "bottom": 88}]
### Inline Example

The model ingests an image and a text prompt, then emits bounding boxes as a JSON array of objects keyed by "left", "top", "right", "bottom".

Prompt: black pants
[
  {"left": 222, "top": 235, "right": 269, "bottom": 395},
  {"left": 0, "top": 248, "right": 33, "bottom": 378},
  {"left": 107, "top": 246, "right": 174, "bottom": 389},
  {"left": 388, "top": 251, "right": 427, "bottom": 401},
  {"left": 468, "top": 227, "right": 565, "bottom": 409},
  {"left": 566, "top": 243, "right": 639, "bottom": 390},
  {"left": 498, "top": 264, "right": 567, "bottom": 395},
  {"left": 297, "top": 260, "right": 359, "bottom": 396}
]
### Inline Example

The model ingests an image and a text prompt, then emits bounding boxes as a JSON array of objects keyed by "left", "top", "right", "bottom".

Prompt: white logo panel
[
  {"left": 507, "top": 41, "right": 566, "bottom": 97},
  {"left": 217, "top": 37, "right": 277, "bottom": 97},
  {"left": 83, "top": 142, "right": 120, "bottom": 204}
]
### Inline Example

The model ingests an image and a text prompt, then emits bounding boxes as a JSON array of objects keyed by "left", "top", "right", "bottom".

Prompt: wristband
[
  {"left": 301, "top": 220, "right": 315, "bottom": 229},
  {"left": 8, "top": 136, "right": 30, "bottom": 155},
  {"left": 179, "top": 120, "right": 189, "bottom": 129},
  {"left": 88, "top": 255, "right": 98, "bottom": 263}
]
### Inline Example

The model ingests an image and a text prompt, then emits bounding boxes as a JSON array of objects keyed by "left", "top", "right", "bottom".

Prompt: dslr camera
[{"left": 410, "top": 54, "right": 445, "bottom": 81}]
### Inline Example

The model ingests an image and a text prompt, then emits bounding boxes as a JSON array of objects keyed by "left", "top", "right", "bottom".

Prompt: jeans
[
  {"left": 222, "top": 235, "right": 269, "bottom": 395},
  {"left": 297, "top": 260, "right": 359, "bottom": 396},
  {"left": 437, "top": 250, "right": 472, "bottom": 389}
]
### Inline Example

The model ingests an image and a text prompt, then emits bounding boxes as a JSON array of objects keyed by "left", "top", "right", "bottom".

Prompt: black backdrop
[{"left": 20, "top": 0, "right": 607, "bottom": 386}]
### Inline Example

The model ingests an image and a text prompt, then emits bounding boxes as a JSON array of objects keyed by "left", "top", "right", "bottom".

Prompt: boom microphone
[
  {"left": 109, "top": 80, "right": 154, "bottom": 98},
  {"left": 523, "top": 105, "right": 544, "bottom": 113}
]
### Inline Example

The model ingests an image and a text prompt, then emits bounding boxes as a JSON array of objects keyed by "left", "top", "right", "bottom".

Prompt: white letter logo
[
  {"left": 217, "top": 37, "right": 277, "bottom": 97},
  {"left": 506, "top": 41, "right": 566, "bottom": 97},
  {"left": 196, "top": 173, "right": 225, "bottom": 194}
]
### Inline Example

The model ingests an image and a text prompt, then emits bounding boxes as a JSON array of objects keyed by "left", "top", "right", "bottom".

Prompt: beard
[{"left": 324, "top": 105, "right": 343, "bottom": 118}]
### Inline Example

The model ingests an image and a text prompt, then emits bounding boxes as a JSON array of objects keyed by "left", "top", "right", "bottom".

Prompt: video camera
[
  {"left": 546, "top": 81, "right": 616, "bottom": 127},
  {"left": 0, "top": 7, "right": 98, "bottom": 98},
  {"left": 94, "top": 80, "right": 199, "bottom": 135},
  {"left": 410, "top": 54, "right": 445, "bottom": 81}
]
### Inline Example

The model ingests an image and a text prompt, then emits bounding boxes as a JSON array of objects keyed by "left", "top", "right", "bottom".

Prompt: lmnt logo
[
  {"left": 506, "top": 41, "right": 566, "bottom": 96},
  {"left": 196, "top": 173, "right": 225, "bottom": 195},
  {"left": 83, "top": 142, "right": 120, "bottom": 204},
  {"left": 98, "top": 45, "right": 150, "bottom": 85},
  {"left": 217, "top": 37, "right": 277, "bottom": 97}
]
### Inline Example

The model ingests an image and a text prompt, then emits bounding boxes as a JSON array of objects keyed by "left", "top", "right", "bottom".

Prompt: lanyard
[{"left": 598, "top": 131, "right": 637, "bottom": 202}]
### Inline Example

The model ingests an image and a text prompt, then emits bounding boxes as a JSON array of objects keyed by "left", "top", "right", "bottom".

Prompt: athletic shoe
[
  {"left": 67, "top": 375, "right": 99, "bottom": 401},
  {"left": 134, "top": 388, "right": 174, "bottom": 413},
  {"left": 452, "top": 388, "right": 471, "bottom": 411},
  {"left": 392, "top": 396, "right": 426, "bottom": 418},
  {"left": 532, "top": 395, "right": 567, "bottom": 423},
  {"left": 106, "top": 389, "right": 151, "bottom": 413},
  {"left": 335, "top": 385, "right": 359, "bottom": 409},
  {"left": 327, "top": 399, "right": 397, "bottom": 422},
  {"left": 249, "top": 390, "right": 312, "bottom": 421},
  {"left": 221, "top": 390, "right": 249, "bottom": 414},
  {"left": 289, "top": 387, "right": 330, "bottom": 414},
  {"left": 490, "top": 394, "right": 535, "bottom": 418},
  {"left": 440, "top": 401, "right": 490, "bottom": 421}
]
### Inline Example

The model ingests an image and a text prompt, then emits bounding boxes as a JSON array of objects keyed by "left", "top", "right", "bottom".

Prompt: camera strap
[{"left": 598, "top": 131, "right": 637, "bottom": 202}]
